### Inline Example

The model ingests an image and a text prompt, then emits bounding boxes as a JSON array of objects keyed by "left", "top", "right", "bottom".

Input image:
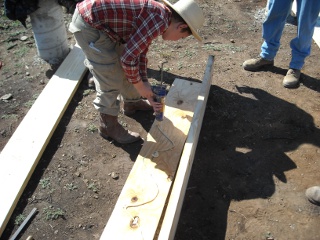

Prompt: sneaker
[
  {"left": 243, "top": 57, "right": 274, "bottom": 71},
  {"left": 305, "top": 186, "right": 320, "bottom": 205},
  {"left": 283, "top": 68, "right": 300, "bottom": 88}
]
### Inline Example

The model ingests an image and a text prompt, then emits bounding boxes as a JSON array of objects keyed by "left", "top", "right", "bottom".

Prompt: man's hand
[
  {"left": 147, "top": 96, "right": 163, "bottom": 112},
  {"left": 133, "top": 81, "right": 163, "bottom": 112}
]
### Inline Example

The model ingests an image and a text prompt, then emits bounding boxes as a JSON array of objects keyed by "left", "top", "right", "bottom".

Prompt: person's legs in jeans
[
  {"left": 289, "top": 0, "right": 320, "bottom": 70},
  {"left": 260, "top": 0, "right": 293, "bottom": 60}
]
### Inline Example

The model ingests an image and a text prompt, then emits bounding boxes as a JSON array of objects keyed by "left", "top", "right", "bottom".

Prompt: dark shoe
[
  {"left": 305, "top": 186, "right": 320, "bottom": 205},
  {"left": 283, "top": 68, "right": 300, "bottom": 88},
  {"left": 99, "top": 113, "right": 141, "bottom": 144},
  {"left": 243, "top": 57, "right": 274, "bottom": 71},
  {"left": 123, "top": 99, "right": 153, "bottom": 116}
]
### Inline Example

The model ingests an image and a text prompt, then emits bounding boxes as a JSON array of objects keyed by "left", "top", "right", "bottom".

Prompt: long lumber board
[
  {"left": 0, "top": 45, "right": 86, "bottom": 236},
  {"left": 157, "top": 55, "right": 214, "bottom": 240},
  {"left": 100, "top": 72, "right": 211, "bottom": 239},
  {"left": 292, "top": 0, "right": 320, "bottom": 48}
]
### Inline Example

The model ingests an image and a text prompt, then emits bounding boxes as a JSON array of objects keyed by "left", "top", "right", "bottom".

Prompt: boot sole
[
  {"left": 243, "top": 63, "right": 274, "bottom": 71},
  {"left": 283, "top": 81, "right": 299, "bottom": 88}
]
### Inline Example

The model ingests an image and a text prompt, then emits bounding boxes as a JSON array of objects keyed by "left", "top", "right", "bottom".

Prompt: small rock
[
  {"left": 20, "top": 36, "right": 28, "bottom": 41},
  {"left": 230, "top": 39, "right": 235, "bottom": 43},
  {"left": 111, "top": 172, "right": 119, "bottom": 180},
  {"left": 1, "top": 93, "right": 13, "bottom": 100},
  {"left": 87, "top": 224, "right": 94, "bottom": 229},
  {"left": 1, "top": 130, "right": 6, "bottom": 136}
]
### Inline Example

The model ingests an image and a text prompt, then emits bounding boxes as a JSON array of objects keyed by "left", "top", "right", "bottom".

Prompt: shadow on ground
[{"left": 174, "top": 85, "right": 320, "bottom": 240}]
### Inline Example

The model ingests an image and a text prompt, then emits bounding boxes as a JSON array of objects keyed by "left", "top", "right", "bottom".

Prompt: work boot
[
  {"left": 243, "top": 57, "right": 274, "bottom": 71},
  {"left": 99, "top": 113, "right": 141, "bottom": 144},
  {"left": 283, "top": 68, "right": 300, "bottom": 88},
  {"left": 123, "top": 99, "right": 153, "bottom": 116},
  {"left": 305, "top": 186, "right": 320, "bottom": 205}
]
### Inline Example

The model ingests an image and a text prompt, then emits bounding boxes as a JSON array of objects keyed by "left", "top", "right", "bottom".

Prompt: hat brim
[{"left": 162, "top": 0, "right": 202, "bottom": 41}]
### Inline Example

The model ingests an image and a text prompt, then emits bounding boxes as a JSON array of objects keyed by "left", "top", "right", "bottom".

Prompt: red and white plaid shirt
[{"left": 77, "top": 0, "right": 171, "bottom": 84}]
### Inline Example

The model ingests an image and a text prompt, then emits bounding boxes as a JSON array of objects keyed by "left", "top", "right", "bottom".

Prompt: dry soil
[{"left": 0, "top": 0, "right": 320, "bottom": 239}]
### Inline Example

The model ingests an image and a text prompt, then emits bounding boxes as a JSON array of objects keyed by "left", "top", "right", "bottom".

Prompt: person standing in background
[{"left": 243, "top": 0, "right": 320, "bottom": 88}]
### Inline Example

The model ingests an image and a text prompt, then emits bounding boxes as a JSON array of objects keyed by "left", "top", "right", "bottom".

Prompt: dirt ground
[{"left": 1, "top": 0, "right": 320, "bottom": 239}]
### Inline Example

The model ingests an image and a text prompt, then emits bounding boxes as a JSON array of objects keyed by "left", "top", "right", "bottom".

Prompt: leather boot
[
  {"left": 99, "top": 113, "right": 141, "bottom": 144},
  {"left": 243, "top": 57, "right": 274, "bottom": 71},
  {"left": 123, "top": 99, "right": 153, "bottom": 116},
  {"left": 305, "top": 186, "right": 320, "bottom": 205},
  {"left": 283, "top": 68, "right": 300, "bottom": 88}
]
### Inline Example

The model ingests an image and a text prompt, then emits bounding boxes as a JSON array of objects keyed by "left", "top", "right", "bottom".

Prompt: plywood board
[
  {"left": 0, "top": 45, "right": 86, "bottom": 236},
  {"left": 100, "top": 78, "right": 203, "bottom": 240},
  {"left": 157, "top": 55, "right": 214, "bottom": 240}
]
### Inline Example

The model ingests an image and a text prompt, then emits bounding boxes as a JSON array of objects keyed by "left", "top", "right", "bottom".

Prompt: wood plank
[
  {"left": 0, "top": 45, "right": 86, "bottom": 236},
  {"left": 100, "top": 78, "right": 203, "bottom": 240},
  {"left": 157, "top": 55, "right": 214, "bottom": 240},
  {"left": 291, "top": 0, "right": 320, "bottom": 48}
]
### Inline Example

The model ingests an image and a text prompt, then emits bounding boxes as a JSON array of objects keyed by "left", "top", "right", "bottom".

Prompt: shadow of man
[{"left": 174, "top": 86, "right": 320, "bottom": 240}]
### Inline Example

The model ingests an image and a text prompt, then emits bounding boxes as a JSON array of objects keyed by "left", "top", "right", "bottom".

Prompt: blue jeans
[{"left": 260, "top": 0, "right": 320, "bottom": 70}]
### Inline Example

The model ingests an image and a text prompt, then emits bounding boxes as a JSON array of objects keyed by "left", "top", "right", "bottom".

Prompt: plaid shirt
[{"left": 77, "top": 0, "right": 171, "bottom": 84}]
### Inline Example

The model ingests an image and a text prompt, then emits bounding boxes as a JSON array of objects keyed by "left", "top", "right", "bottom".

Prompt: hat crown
[{"left": 163, "top": 0, "right": 204, "bottom": 41}]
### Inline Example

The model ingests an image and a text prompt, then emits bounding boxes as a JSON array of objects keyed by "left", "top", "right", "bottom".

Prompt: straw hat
[{"left": 162, "top": 0, "right": 204, "bottom": 41}]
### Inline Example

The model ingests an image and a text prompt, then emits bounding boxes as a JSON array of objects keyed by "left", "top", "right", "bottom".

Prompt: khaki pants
[{"left": 69, "top": 8, "right": 141, "bottom": 116}]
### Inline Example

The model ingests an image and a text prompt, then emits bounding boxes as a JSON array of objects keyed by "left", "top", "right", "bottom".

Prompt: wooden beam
[
  {"left": 291, "top": 0, "right": 320, "bottom": 48},
  {"left": 157, "top": 55, "right": 214, "bottom": 240},
  {"left": 100, "top": 76, "right": 207, "bottom": 239},
  {"left": 0, "top": 45, "right": 86, "bottom": 236}
]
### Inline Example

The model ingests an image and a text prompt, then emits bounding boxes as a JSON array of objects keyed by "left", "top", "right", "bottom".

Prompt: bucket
[{"left": 30, "top": 0, "right": 69, "bottom": 64}]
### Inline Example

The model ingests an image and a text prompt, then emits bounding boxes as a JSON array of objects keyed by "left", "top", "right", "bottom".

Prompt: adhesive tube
[{"left": 152, "top": 85, "right": 166, "bottom": 121}]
